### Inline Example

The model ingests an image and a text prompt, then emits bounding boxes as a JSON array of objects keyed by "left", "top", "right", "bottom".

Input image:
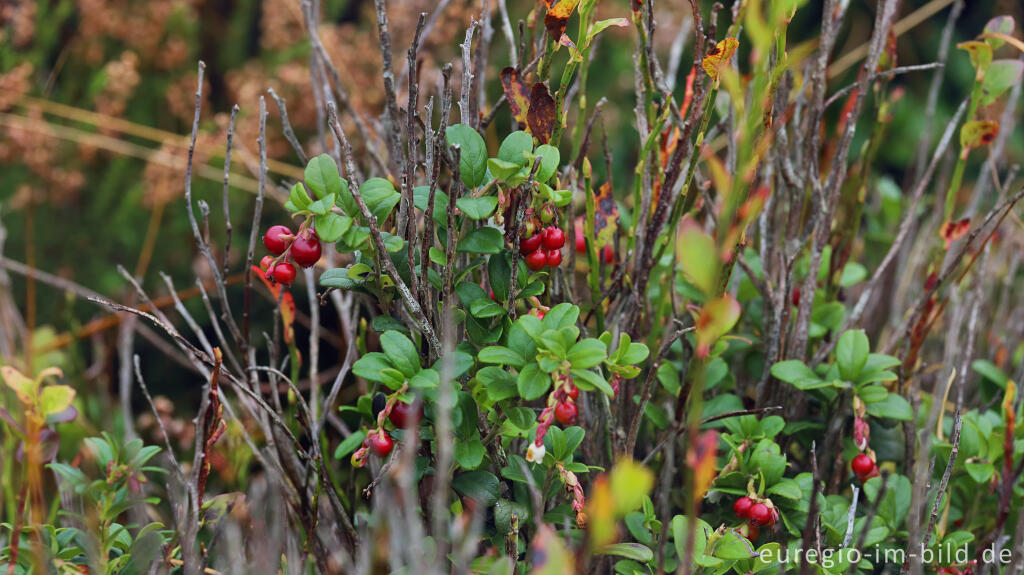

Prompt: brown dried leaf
[
  {"left": 197, "top": 348, "right": 226, "bottom": 504},
  {"left": 527, "top": 82, "right": 556, "bottom": 144},
  {"left": 545, "top": 0, "right": 581, "bottom": 42},
  {"left": 500, "top": 67, "right": 531, "bottom": 129}
]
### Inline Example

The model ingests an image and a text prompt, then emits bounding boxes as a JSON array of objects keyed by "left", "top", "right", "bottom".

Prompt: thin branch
[{"left": 327, "top": 104, "right": 442, "bottom": 357}]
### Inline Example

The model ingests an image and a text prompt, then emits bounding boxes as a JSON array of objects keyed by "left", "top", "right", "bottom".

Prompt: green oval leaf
[{"left": 446, "top": 124, "right": 488, "bottom": 188}]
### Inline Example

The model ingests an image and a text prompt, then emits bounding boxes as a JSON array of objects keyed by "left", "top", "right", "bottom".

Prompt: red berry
[
  {"left": 791, "top": 286, "right": 802, "bottom": 307},
  {"left": 851, "top": 453, "right": 875, "bottom": 478},
  {"left": 520, "top": 233, "right": 543, "bottom": 255},
  {"left": 291, "top": 231, "right": 322, "bottom": 268},
  {"left": 490, "top": 289, "right": 498, "bottom": 302},
  {"left": 260, "top": 255, "right": 275, "bottom": 271},
  {"left": 367, "top": 431, "right": 394, "bottom": 457},
  {"left": 602, "top": 245, "right": 615, "bottom": 264},
  {"left": 554, "top": 401, "right": 578, "bottom": 425},
  {"left": 748, "top": 503, "right": 773, "bottom": 526},
  {"left": 525, "top": 250, "right": 548, "bottom": 271},
  {"left": 542, "top": 226, "right": 565, "bottom": 250},
  {"left": 565, "top": 384, "right": 579, "bottom": 401},
  {"left": 389, "top": 402, "right": 423, "bottom": 429},
  {"left": 733, "top": 496, "right": 754, "bottom": 518},
  {"left": 745, "top": 523, "right": 760, "bottom": 542},
  {"left": 546, "top": 249, "right": 563, "bottom": 267},
  {"left": 272, "top": 262, "right": 297, "bottom": 286},
  {"left": 263, "top": 225, "right": 292, "bottom": 255},
  {"left": 575, "top": 226, "right": 586, "bottom": 253}
]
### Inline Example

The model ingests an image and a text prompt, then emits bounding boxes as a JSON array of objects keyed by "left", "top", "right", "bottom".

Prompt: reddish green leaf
[
  {"left": 694, "top": 295, "right": 741, "bottom": 359},
  {"left": 983, "top": 16, "right": 1015, "bottom": 50},
  {"left": 939, "top": 218, "right": 970, "bottom": 250}
]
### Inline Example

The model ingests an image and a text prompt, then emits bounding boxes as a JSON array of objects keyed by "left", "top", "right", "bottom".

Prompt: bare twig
[{"left": 327, "top": 104, "right": 442, "bottom": 357}]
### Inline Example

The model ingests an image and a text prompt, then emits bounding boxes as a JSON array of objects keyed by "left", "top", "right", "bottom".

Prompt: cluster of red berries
[
  {"left": 733, "top": 496, "right": 778, "bottom": 526},
  {"left": 733, "top": 496, "right": 778, "bottom": 541},
  {"left": 521, "top": 226, "right": 565, "bottom": 271},
  {"left": 261, "top": 224, "right": 323, "bottom": 287},
  {"left": 553, "top": 384, "right": 579, "bottom": 425},
  {"left": 851, "top": 453, "right": 879, "bottom": 482}
]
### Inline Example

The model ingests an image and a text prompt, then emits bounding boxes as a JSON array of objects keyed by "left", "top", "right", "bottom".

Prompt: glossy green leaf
[{"left": 446, "top": 124, "right": 488, "bottom": 188}]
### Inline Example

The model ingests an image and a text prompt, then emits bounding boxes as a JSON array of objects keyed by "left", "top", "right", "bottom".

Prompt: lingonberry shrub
[{"left": 14, "top": 2, "right": 1024, "bottom": 573}]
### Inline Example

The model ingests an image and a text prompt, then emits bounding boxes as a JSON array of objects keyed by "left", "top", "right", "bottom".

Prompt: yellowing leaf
[
  {"left": 676, "top": 219, "right": 719, "bottom": 297},
  {"left": 39, "top": 385, "right": 76, "bottom": 417},
  {"left": 592, "top": 182, "right": 619, "bottom": 249},
  {"left": 1, "top": 365, "right": 37, "bottom": 405},
  {"left": 608, "top": 458, "right": 654, "bottom": 516},
  {"left": 686, "top": 430, "right": 719, "bottom": 505},
  {"left": 960, "top": 120, "right": 999, "bottom": 150},
  {"left": 701, "top": 38, "right": 740, "bottom": 81},
  {"left": 531, "top": 524, "right": 575, "bottom": 574},
  {"left": 957, "top": 41, "right": 993, "bottom": 74},
  {"left": 500, "top": 67, "right": 531, "bottom": 129},
  {"left": 694, "top": 295, "right": 742, "bottom": 359},
  {"left": 545, "top": 0, "right": 581, "bottom": 42},
  {"left": 586, "top": 476, "right": 617, "bottom": 548}
]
